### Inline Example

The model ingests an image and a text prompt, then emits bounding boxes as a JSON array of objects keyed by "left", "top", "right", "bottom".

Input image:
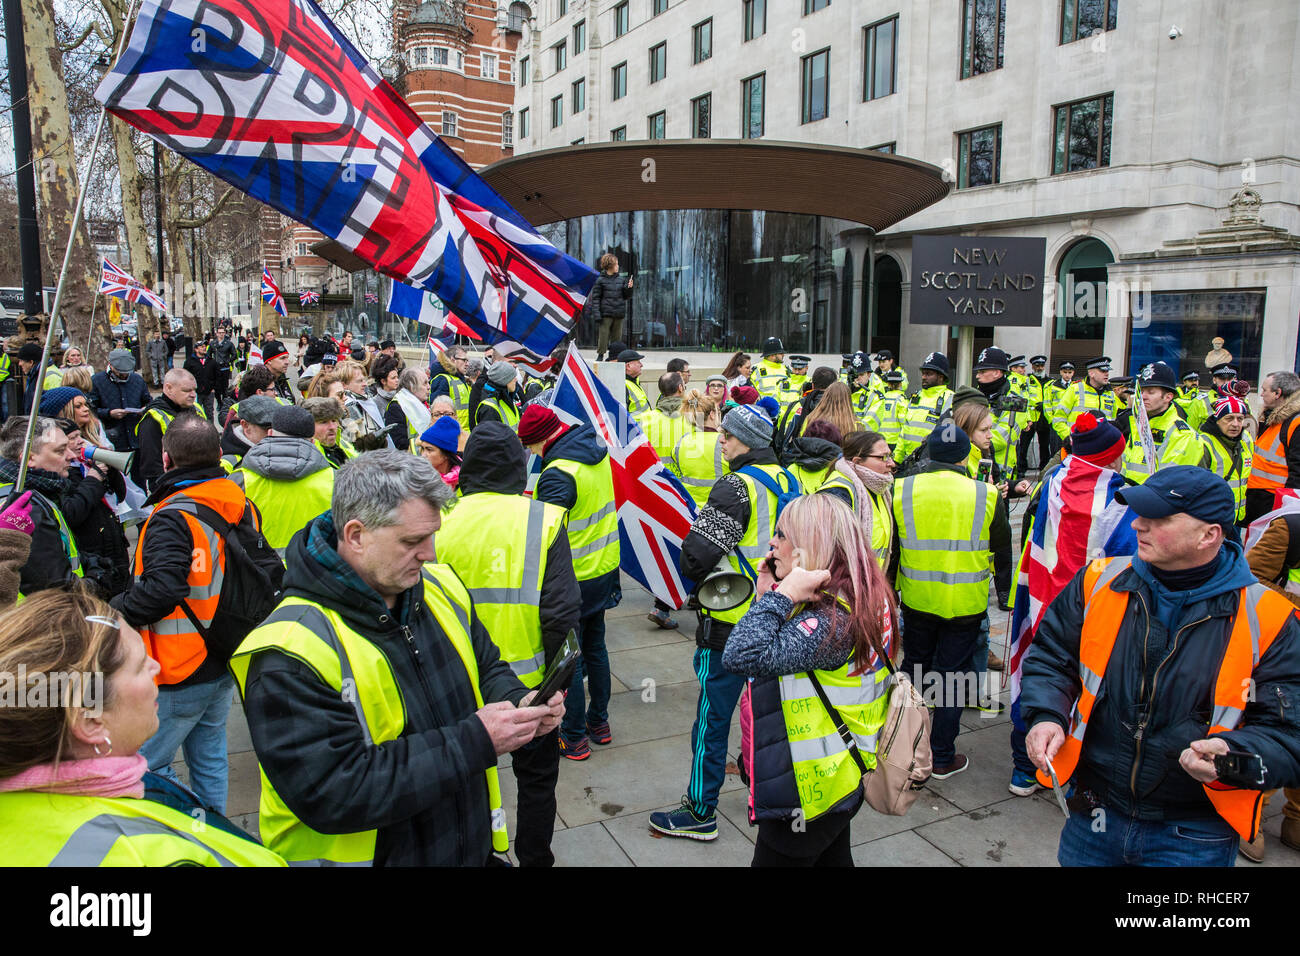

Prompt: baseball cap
[
  {"left": 1115, "top": 465, "right": 1238, "bottom": 530},
  {"left": 238, "top": 395, "right": 281, "bottom": 427}
]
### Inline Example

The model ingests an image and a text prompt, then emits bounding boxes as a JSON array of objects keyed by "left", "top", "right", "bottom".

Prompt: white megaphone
[
  {"left": 82, "top": 445, "right": 135, "bottom": 473},
  {"left": 693, "top": 560, "right": 754, "bottom": 613}
]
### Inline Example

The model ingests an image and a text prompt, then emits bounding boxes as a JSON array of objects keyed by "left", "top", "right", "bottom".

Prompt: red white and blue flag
[
  {"left": 364, "top": 291, "right": 379, "bottom": 304},
  {"left": 550, "top": 344, "right": 697, "bottom": 607},
  {"left": 1007, "top": 456, "right": 1137, "bottom": 730},
  {"left": 100, "top": 258, "right": 167, "bottom": 313},
  {"left": 94, "top": 0, "right": 595, "bottom": 363},
  {"left": 298, "top": 289, "right": 320, "bottom": 305},
  {"left": 262, "top": 268, "right": 287, "bottom": 317}
]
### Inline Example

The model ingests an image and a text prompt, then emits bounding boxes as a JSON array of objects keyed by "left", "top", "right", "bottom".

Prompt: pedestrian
[
  {"left": 651, "top": 404, "right": 798, "bottom": 840},
  {"left": 471, "top": 358, "right": 521, "bottom": 429},
  {"left": 1245, "top": 371, "right": 1300, "bottom": 524},
  {"left": 146, "top": 331, "right": 168, "bottom": 387},
  {"left": 234, "top": 405, "right": 335, "bottom": 556},
  {"left": 722, "top": 352, "right": 752, "bottom": 390},
  {"left": 671, "top": 391, "right": 724, "bottom": 510},
  {"left": 385, "top": 366, "right": 431, "bottom": 452},
  {"left": 724, "top": 493, "right": 896, "bottom": 866},
  {"left": 90, "top": 349, "right": 151, "bottom": 453},
  {"left": 434, "top": 421, "right": 581, "bottom": 866},
  {"left": 1024, "top": 466, "right": 1300, "bottom": 867},
  {"left": 184, "top": 339, "right": 217, "bottom": 420},
  {"left": 521, "top": 402, "right": 622, "bottom": 762},
  {"left": 1053, "top": 356, "right": 1116, "bottom": 442},
  {"left": 210, "top": 325, "right": 237, "bottom": 407},
  {"left": 232, "top": 450, "right": 561, "bottom": 865},
  {"left": 840, "top": 429, "right": 896, "bottom": 570},
  {"left": 134, "top": 368, "right": 204, "bottom": 494},
  {"left": 589, "top": 253, "right": 634, "bottom": 361},
  {"left": 303, "top": 396, "right": 357, "bottom": 470},
  {"left": 113, "top": 414, "right": 283, "bottom": 815},
  {"left": 1198, "top": 395, "right": 1253, "bottom": 523},
  {"left": 618, "top": 349, "right": 651, "bottom": 420}
]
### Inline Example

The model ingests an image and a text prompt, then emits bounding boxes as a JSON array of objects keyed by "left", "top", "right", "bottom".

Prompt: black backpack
[{"left": 174, "top": 499, "right": 284, "bottom": 661}]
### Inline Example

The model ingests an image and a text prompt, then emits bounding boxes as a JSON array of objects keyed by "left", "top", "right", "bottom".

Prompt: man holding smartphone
[{"left": 1023, "top": 466, "right": 1300, "bottom": 866}]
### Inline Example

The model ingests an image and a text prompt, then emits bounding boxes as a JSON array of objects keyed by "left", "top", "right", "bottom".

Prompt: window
[
  {"left": 803, "top": 0, "right": 829, "bottom": 14},
  {"left": 800, "top": 48, "right": 829, "bottom": 123},
  {"left": 518, "top": 55, "right": 530, "bottom": 85},
  {"left": 863, "top": 15, "right": 897, "bottom": 100},
  {"left": 551, "top": 94, "right": 564, "bottom": 128},
  {"left": 691, "top": 93, "right": 711, "bottom": 138},
  {"left": 653, "top": 0, "right": 668, "bottom": 14},
  {"left": 648, "top": 110, "right": 666, "bottom": 139},
  {"left": 481, "top": 52, "right": 497, "bottom": 78},
  {"left": 867, "top": 141, "right": 896, "bottom": 153},
  {"left": 693, "top": 19, "right": 712, "bottom": 63},
  {"left": 961, "top": 0, "right": 1005, "bottom": 77},
  {"left": 455, "top": 51, "right": 462, "bottom": 70},
  {"left": 412, "top": 46, "right": 428, "bottom": 66},
  {"left": 612, "top": 61, "right": 627, "bottom": 99},
  {"left": 554, "top": 40, "right": 566, "bottom": 71},
  {"left": 741, "top": 72, "right": 764, "bottom": 138},
  {"left": 558, "top": 0, "right": 567, "bottom": 14},
  {"left": 614, "top": 1, "right": 629, "bottom": 37},
  {"left": 519, "top": 107, "right": 530, "bottom": 137},
  {"left": 502, "top": 111, "right": 513, "bottom": 147},
  {"left": 611, "top": 126, "right": 627, "bottom": 141},
  {"left": 1061, "top": 0, "right": 1118, "bottom": 43},
  {"left": 432, "top": 47, "right": 449, "bottom": 65},
  {"left": 507, "top": 2, "right": 527, "bottom": 32},
  {"left": 957, "top": 124, "right": 1001, "bottom": 187},
  {"left": 649, "top": 42, "right": 666, "bottom": 83},
  {"left": 1053, "top": 93, "right": 1113, "bottom": 173},
  {"left": 296, "top": 243, "right": 308, "bottom": 256},
  {"left": 573, "top": 19, "right": 586, "bottom": 53},
  {"left": 442, "top": 111, "right": 458, "bottom": 137},
  {"left": 572, "top": 77, "right": 585, "bottom": 113},
  {"left": 743, "top": 0, "right": 766, "bottom": 40}
]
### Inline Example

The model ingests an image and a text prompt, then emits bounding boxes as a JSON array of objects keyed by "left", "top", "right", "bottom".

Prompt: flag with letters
[
  {"left": 100, "top": 258, "right": 167, "bottom": 313},
  {"left": 94, "top": 0, "right": 596, "bottom": 361},
  {"left": 261, "top": 269, "right": 287, "bottom": 317},
  {"left": 550, "top": 344, "right": 696, "bottom": 607}
]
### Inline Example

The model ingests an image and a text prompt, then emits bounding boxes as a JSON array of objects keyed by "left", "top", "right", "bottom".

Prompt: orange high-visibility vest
[
  {"left": 1247, "top": 416, "right": 1300, "bottom": 491},
  {"left": 1037, "top": 555, "right": 1295, "bottom": 840},
  {"left": 134, "top": 478, "right": 254, "bottom": 685}
]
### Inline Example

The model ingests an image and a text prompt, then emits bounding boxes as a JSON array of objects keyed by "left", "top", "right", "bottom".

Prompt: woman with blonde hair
[
  {"left": 60, "top": 346, "right": 93, "bottom": 372},
  {"left": 724, "top": 493, "right": 897, "bottom": 866},
  {"left": 60, "top": 364, "right": 93, "bottom": 394},
  {"left": 672, "top": 390, "right": 724, "bottom": 507},
  {"left": 0, "top": 589, "right": 284, "bottom": 866},
  {"left": 801, "top": 382, "right": 859, "bottom": 442}
]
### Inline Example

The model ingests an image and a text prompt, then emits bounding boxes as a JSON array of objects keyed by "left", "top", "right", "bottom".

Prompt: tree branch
[{"left": 173, "top": 185, "right": 241, "bottom": 228}]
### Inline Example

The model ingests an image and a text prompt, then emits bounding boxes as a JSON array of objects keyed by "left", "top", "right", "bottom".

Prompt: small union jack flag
[
  {"left": 262, "top": 268, "right": 287, "bottom": 317},
  {"left": 364, "top": 291, "right": 379, "bottom": 304},
  {"left": 100, "top": 258, "right": 167, "bottom": 313},
  {"left": 298, "top": 289, "right": 321, "bottom": 305}
]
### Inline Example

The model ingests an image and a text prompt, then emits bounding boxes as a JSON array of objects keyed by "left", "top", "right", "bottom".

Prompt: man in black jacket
[
  {"left": 209, "top": 326, "right": 238, "bottom": 407},
  {"left": 236, "top": 450, "right": 563, "bottom": 866},
  {"left": 90, "top": 348, "right": 151, "bottom": 452},
  {"left": 183, "top": 339, "right": 217, "bottom": 420},
  {"left": 1024, "top": 466, "right": 1300, "bottom": 866},
  {"left": 134, "top": 368, "right": 202, "bottom": 494}
]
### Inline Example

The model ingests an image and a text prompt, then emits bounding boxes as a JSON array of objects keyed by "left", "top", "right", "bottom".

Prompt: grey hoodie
[{"left": 240, "top": 435, "right": 331, "bottom": 480}]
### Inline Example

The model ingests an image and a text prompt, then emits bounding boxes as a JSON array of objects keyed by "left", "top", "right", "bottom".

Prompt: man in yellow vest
[
  {"left": 1117, "top": 361, "right": 1202, "bottom": 484},
  {"left": 1026, "top": 354, "right": 1053, "bottom": 465},
  {"left": 620, "top": 349, "right": 652, "bottom": 420},
  {"left": 429, "top": 344, "right": 472, "bottom": 430},
  {"left": 234, "top": 405, "right": 334, "bottom": 556},
  {"left": 1023, "top": 467, "right": 1300, "bottom": 866},
  {"left": 1198, "top": 395, "right": 1253, "bottom": 523},
  {"left": 774, "top": 354, "right": 810, "bottom": 406},
  {"left": 896, "top": 424, "right": 1011, "bottom": 779},
  {"left": 750, "top": 337, "right": 787, "bottom": 399},
  {"left": 304, "top": 396, "right": 357, "bottom": 470},
  {"left": 870, "top": 349, "right": 910, "bottom": 399},
  {"left": 522, "top": 403, "right": 623, "bottom": 761},
  {"left": 1054, "top": 356, "right": 1116, "bottom": 442},
  {"left": 895, "top": 351, "right": 954, "bottom": 462},
  {"left": 434, "top": 422, "right": 580, "bottom": 867},
  {"left": 135, "top": 367, "right": 204, "bottom": 493},
  {"left": 232, "top": 450, "right": 563, "bottom": 866},
  {"left": 863, "top": 370, "right": 908, "bottom": 449},
  {"left": 846, "top": 351, "right": 874, "bottom": 419},
  {"left": 653, "top": 404, "right": 798, "bottom": 840}
]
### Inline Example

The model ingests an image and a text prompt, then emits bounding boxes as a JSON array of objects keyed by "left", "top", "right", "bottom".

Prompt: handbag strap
[{"left": 806, "top": 671, "right": 869, "bottom": 778}]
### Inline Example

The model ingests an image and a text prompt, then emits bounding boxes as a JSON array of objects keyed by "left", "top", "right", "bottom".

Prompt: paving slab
[
  {"left": 603, "top": 681, "right": 708, "bottom": 748},
  {"left": 608, "top": 642, "right": 700, "bottom": 690},
  {"left": 552, "top": 822, "right": 634, "bottom": 867},
  {"left": 914, "top": 794, "right": 1065, "bottom": 866},
  {"left": 228, "top": 700, "right": 253, "bottom": 755},
  {"left": 603, "top": 802, "right": 757, "bottom": 866},
  {"left": 850, "top": 792, "right": 966, "bottom": 845},
  {"left": 225, "top": 749, "right": 263, "bottom": 819},
  {"left": 923, "top": 722, "right": 1025, "bottom": 812},
  {"left": 714, "top": 785, "right": 756, "bottom": 844},
  {"left": 852, "top": 830, "right": 959, "bottom": 867}
]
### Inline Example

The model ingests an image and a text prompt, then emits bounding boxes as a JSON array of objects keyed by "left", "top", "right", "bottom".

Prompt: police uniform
[
  {"left": 895, "top": 351, "right": 953, "bottom": 463},
  {"left": 1119, "top": 362, "right": 1202, "bottom": 484}
]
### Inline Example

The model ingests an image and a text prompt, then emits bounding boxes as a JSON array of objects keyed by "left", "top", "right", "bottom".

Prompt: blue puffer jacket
[{"left": 1022, "top": 541, "right": 1300, "bottom": 822}]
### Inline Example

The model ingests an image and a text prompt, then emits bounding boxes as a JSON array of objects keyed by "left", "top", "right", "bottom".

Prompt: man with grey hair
[
  {"left": 232, "top": 449, "right": 564, "bottom": 866},
  {"left": 1247, "top": 370, "right": 1300, "bottom": 524}
]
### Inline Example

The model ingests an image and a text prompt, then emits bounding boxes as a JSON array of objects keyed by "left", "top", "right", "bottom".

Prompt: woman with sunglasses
[{"left": 724, "top": 493, "right": 897, "bottom": 866}]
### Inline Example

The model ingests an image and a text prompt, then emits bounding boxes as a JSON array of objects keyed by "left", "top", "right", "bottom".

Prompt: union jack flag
[
  {"left": 262, "top": 268, "right": 287, "bottom": 317},
  {"left": 94, "top": 0, "right": 596, "bottom": 363},
  {"left": 427, "top": 330, "right": 448, "bottom": 360},
  {"left": 364, "top": 291, "right": 379, "bottom": 304},
  {"left": 99, "top": 258, "right": 167, "bottom": 313},
  {"left": 550, "top": 344, "right": 697, "bottom": 607},
  {"left": 298, "top": 289, "right": 320, "bottom": 305},
  {"left": 1007, "top": 454, "right": 1137, "bottom": 730}
]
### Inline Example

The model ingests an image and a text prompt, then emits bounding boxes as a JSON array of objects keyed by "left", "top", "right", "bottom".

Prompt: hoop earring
[{"left": 92, "top": 735, "right": 112, "bottom": 757}]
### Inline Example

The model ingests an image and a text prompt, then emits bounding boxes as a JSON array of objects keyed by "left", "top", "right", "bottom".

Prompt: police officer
[
  {"left": 972, "top": 347, "right": 1030, "bottom": 483},
  {"left": 1042, "top": 361, "right": 1075, "bottom": 455},
  {"left": 1118, "top": 361, "right": 1201, "bottom": 484},
  {"left": 872, "top": 349, "right": 909, "bottom": 397},
  {"left": 895, "top": 351, "right": 953, "bottom": 463},
  {"left": 776, "top": 354, "right": 811, "bottom": 406},
  {"left": 434, "top": 422, "right": 581, "bottom": 867},
  {"left": 863, "top": 370, "right": 908, "bottom": 451},
  {"left": 846, "top": 351, "right": 874, "bottom": 419},
  {"left": 1177, "top": 371, "right": 1211, "bottom": 430},
  {"left": 620, "top": 349, "right": 652, "bottom": 420},
  {"left": 751, "top": 337, "right": 787, "bottom": 399},
  {"left": 1054, "top": 356, "right": 1115, "bottom": 443}
]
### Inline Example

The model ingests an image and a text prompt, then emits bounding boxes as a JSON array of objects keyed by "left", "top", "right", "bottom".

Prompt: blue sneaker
[
  {"left": 649, "top": 798, "right": 718, "bottom": 841},
  {"left": 1009, "top": 768, "right": 1042, "bottom": 797}
]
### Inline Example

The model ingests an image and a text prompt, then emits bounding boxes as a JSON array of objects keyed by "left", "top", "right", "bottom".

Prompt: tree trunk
[{"left": 23, "top": 0, "right": 103, "bottom": 364}]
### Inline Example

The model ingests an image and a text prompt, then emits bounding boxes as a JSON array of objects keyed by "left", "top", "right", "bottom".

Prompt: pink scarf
[
  {"left": 0, "top": 754, "right": 147, "bottom": 799},
  {"left": 441, "top": 466, "right": 460, "bottom": 488}
]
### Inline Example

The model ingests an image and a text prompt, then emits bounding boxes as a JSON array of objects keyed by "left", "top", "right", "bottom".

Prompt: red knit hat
[
  {"left": 517, "top": 403, "right": 565, "bottom": 445},
  {"left": 730, "top": 385, "right": 759, "bottom": 405},
  {"left": 1069, "top": 411, "right": 1126, "bottom": 466},
  {"left": 1213, "top": 395, "right": 1248, "bottom": 418}
]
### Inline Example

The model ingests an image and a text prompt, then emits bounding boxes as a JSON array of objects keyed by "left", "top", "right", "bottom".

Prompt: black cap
[
  {"left": 1059, "top": 361, "right": 1076, "bottom": 371},
  {"left": 1211, "top": 364, "right": 1237, "bottom": 378},
  {"left": 17, "top": 343, "right": 42, "bottom": 362},
  {"left": 617, "top": 349, "right": 644, "bottom": 362},
  {"left": 1115, "top": 465, "right": 1238, "bottom": 535},
  {"left": 849, "top": 351, "right": 871, "bottom": 373},
  {"left": 875, "top": 349, "right": 895, "bottom": 362},
  {"left": 1030, "top": 354, "right": 1048, "bottom": 365},
  {"left": 1108, "top": 376, "right": 1134, "bottom": 388},
  {"left": 885, "top": 370, "right": 904, "bottom": 383},
  {"left": 1182, "top": 371, "right": 1200, "bottom": 383},
  {"left": 1136, "top": 361, "right": 1178, "bottom": 392},
  {"left": 380, "top": 339, "right": 396, "bottom": 350},
  {"left": 762, "top": 337, "right": 785, "bottom": 356},
  {"left": 606, "top": 340, "right": 628, "bottom": 358},
  {"left": 920, "top": 351, "right": 950, "bottom": 377},
  {"left": 973, "top": 346, "right": 1009, "bottom": 373},
  {"left": 262, "top": 340, "right": 288, "bottom": 360},
  {"left": 1009, "top": 355, "right": 1027, "bottom": 367},
  {"left": 788, "top": 354, "right": 811, "bottom": 368},
  {"left": 1086, "top": 356, "right": 1111, "bottom": 371}
]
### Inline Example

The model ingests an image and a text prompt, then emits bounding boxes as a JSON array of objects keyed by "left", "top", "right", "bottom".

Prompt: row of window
[
  {"left": 436, "top": 109, "right": 517, "bottom": 148},
  {"left": 408, "top": 46, "right": 514, "bottom": 82}
]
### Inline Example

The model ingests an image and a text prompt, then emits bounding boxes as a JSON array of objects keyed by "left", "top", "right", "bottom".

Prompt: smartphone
[
  {"left": 527, "top": 631, "right": 581, "bottom": 706},
  {"left": 1212, "top": 749, "right": 1267, "bottom": 787}
]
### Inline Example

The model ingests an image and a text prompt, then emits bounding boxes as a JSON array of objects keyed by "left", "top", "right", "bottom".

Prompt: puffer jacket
[
  {"left": 779, "top": 436, "right": 839, "bottom": 489},
  {"left": 1022, "top": 542, "right": 1300, "bottom": 822},
  {"left": 240, "top": 436, "right": 330, "bottom": 482},
  {"left": 588, "top": 272, "right": 632, "bottom": 320}
]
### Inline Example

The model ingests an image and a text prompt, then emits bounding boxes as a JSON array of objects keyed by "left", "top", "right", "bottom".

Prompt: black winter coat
[
  {"left": 89, "top": 370, "right": 151, "bottom": 452},
  {"left": 239, "top": 512, "right": 530, "bottom": 866},
  {"left": 184, "top": 354, "right": 216, "bottom": 395},
  {"left": 0, "top": 461, "right": 80, "bottom": 597},
  {"left": 62, "top": 467, "right": 131, "bottom": 597},
  {"left": 589, "top": 272, "right": 632, "bottom": 320},
  {"left": 133, "top": 395, "right": 193, "bottom": 494}
]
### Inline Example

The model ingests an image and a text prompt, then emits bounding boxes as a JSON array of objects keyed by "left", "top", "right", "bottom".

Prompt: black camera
[
  {"left": 996, "top": 392, "right": 1028, "bottom": 414},
  {"left": 1213, "top": 749, "right": 1267, "bottom": 788}
]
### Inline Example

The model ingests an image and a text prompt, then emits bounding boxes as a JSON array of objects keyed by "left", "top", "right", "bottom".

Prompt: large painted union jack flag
[
  {"left": 551, "top": 345, "right": 697, "bottom": 607},
  {"left": 262, "top": 268, "right": 287, "bottom": 316},
  {"left": 94, "top": 0, "right": 595, "bottom": 363},
  {"left": 100, "top": 258, "right": 167, "bottom": 313}
]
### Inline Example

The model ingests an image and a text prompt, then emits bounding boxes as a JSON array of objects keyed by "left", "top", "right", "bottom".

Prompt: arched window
[
  {"left": 507, "top": 1, "right": 530, "bottom": 32},
  {"left": 1055, "top": 237, "right": 1114, "bottom": 340}
]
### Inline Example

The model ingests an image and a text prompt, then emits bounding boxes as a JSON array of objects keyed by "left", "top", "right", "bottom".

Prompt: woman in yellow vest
[
  {"left": 671, "top": 391, "right": 724, "bottom": 508},
  {"left": 841, "top": 430, "right": 896, "bottom": 572},
  {"left": 724, "top": 493, "right": 897, "bottom": 866},
  {"left": 0, "top": 589, "right": 284, "bottom": 866}
]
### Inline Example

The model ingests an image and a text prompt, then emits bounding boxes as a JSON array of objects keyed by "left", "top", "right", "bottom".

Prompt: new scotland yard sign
[{"left": 911, "top": 235, "right": 1046, "bottom": 327}]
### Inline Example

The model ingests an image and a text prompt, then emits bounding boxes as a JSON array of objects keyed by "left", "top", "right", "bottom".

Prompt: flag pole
[
  {"left": 83, "top": 289, "right": 99, "bottom": 356},
  {"left": 14, "top": 0, "right": 139, "bottom": 494}
]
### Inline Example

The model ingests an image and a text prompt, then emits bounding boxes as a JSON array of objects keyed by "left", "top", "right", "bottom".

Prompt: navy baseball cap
[{"left": 1115, "top": 465, "right": 1238, "bottom": 535}]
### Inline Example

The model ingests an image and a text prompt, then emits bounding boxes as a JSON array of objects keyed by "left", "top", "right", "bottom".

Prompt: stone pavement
[{"left": 192, "top": 573, "right": 1300, "bottom": 867}]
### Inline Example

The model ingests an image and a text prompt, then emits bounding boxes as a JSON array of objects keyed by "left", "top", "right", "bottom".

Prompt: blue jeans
[
  {"left": 1057, "top": 809, "right": 1237, "bottom": 867},
  {"left": 139, "top": 675, "right": 235, "bottom": 814},
  {"left": 687, "top": 646, "right": 746, "bottom": 817},
  {"left": 561, "top": 608, "right": 611, "bottom": 744}
]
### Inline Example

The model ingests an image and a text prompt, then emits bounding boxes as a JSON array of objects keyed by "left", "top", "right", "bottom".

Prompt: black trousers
[
  {"left": 511, "top": 727, "right": 560, "bottom": 867},
  {"left": 1245, "top": 488, "right": 1278, "bottom": 527},
  {"left": 900, "top": 606, "right": 982, "bottom": 767},
  {"left": 752, "top": 811, "right": 855, "bottom": 867}
]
